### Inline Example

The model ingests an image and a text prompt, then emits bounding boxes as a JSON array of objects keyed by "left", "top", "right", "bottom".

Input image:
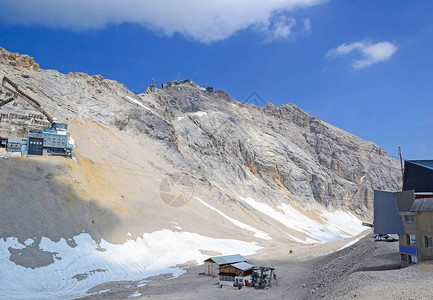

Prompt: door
[{"left": 409, "top": 255, "right": 418, "bottom": 264}]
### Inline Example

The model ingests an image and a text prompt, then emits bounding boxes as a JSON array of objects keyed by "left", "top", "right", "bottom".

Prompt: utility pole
[{"left": 398, "top": 147, "right": 404, "bottom": 189}]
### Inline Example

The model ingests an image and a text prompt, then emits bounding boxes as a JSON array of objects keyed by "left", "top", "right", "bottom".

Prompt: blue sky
[{"left": 0, "top": 1, "right": 432, "bottom": 160}]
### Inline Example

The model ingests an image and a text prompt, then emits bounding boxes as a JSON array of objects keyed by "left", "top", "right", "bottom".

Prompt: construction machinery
[{"left": 250, "top": 267, "right": 275, "bottom": 289}]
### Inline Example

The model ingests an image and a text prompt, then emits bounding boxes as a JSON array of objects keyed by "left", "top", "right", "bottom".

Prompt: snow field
[
  {"left": 238, "top": 196, "right": 364, "bottom": 243},
  {"left": 195, "top": 197, "right": 271, "bottom": 240},
  {"left": 0, "top": 230, "right": 261, "bottom": 299}
]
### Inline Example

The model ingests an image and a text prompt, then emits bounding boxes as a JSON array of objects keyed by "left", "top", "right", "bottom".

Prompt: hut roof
[
  {"left": 204, "top": 254, "right": 246, "bottom": 265},
  {"left": 231, "top": 262, "right": 254, "bottom": 271}
]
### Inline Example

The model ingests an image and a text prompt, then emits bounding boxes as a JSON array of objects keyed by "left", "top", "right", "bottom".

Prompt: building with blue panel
[
  {"left": 374, "top": 160, "right": 433, "bottom": 266},
  {"left": 29, "top": 119, "right": 74, "bottom": 157}
]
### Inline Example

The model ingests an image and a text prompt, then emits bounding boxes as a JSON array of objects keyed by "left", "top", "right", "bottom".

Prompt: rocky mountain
[
  {"left": 0, "top": 46, "right": 401, "bottom": 298},
  {"left": 0, "top": 46, "right": 400, "bottom": 214}
]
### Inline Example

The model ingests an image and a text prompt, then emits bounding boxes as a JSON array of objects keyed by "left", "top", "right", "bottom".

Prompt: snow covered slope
[{"left": 0, "top": 231, "right": 260, "bottom": 299}]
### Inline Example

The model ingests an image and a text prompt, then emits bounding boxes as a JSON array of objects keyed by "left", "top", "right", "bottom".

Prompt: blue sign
[{"left": 400, "top": 246, "right": 417, "bottom": 255}]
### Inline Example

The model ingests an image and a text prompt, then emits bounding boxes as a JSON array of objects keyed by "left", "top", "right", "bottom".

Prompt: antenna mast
[{"left": 398, "top": 146, "right": 404, "bottom": 180}]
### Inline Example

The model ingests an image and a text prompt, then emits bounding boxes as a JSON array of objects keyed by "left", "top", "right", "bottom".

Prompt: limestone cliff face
[
  {"left": 0, "top": 46, "right": 400, "bottom": 221},
  {"left": 0, "top": 47, "right": 39, "bottom": 70},
  {"left": 150, "top": 85, "right": 400, "bottom": 216}
]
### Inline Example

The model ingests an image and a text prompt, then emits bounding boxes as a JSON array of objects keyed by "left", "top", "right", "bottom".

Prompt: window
[
  {"left": 401, "top": 254, "right": 407, "bottom": 262},
  {"left": 404, "top": 215, "right": 415, "bottom": 223},
  {"left": 425, "top": 236, "right": 433, "bottom": 248},
  {"left": 409, "top": 255, "right": 418, "bottom": 264},
  {"left": 407, "top": 234, "right": 416, "bottom": 246}
]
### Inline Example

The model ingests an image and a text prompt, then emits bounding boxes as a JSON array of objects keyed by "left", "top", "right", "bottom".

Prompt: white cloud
[
  {"left": 328, "top": 40, "right": 397, "bottom": 69},
  {"left": 0, "top": 0, "right": 325, "bottom": 43},
  {"left": 270, "top": 16, "right": 297, "bottom": 40},
  {"left": 303, "top": 18, "right": 312, "bottom": 32}
]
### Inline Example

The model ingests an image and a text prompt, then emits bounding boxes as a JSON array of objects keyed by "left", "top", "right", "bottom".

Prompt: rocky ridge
[
  {"left": 0, "top": 46, "right": 400, "bottom": 219},
  {"left": 0, "top": 47, "right": 39, "bottom": 70}
]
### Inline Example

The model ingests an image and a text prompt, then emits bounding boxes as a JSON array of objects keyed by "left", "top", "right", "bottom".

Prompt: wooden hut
[
  {"left": 219, "top": 262, "right": 254, "bottom": 287},
  {"left": 203, "top": 254, "right": 246, "bottom": 276}
]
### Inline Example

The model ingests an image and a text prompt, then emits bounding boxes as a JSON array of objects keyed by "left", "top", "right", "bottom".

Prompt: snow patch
[
  {"left": 128, "top": 291, "right": 142, "bottom": 298},
  {"left": 286, "top": 234, "right": 318, "bottom": 244},
  {"left": 94, "top": 288, "right": 110, "bottom": 294},
  {"left": 320, "top": 210, "right": 365, "bottom": 237},
  {"left": 238, "top": 197, "right": 363, "bottom": 243},
  {"left": 137, "top": 280, "right": 149, "bottom": 287},
  {"left": 126, "top": 96, "right": 151, "bottom": 111},
  {"left": 24, "top": 238, "right": 34, "bottom": 246},
  {"left": 191, "top": 111, "right": 207, "bottom": 117},
  {"left": 337, "top": 238, "right": 361, "bottom": 251},
  {"left": 196, "top": 197, "right": 271, "bottom": 240},
  {"left": 0, "top": 230, "right": 261, "bottom": 299}
]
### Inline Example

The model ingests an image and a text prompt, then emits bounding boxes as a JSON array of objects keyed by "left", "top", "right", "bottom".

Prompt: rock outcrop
[{"left": 0, "top": 47, "right": 39, "bottom": 70}]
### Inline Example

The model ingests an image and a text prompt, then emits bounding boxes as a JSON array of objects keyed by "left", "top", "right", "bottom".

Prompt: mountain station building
[{"left": 374, "top": 160, "right": 433, "bottom": 266}]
